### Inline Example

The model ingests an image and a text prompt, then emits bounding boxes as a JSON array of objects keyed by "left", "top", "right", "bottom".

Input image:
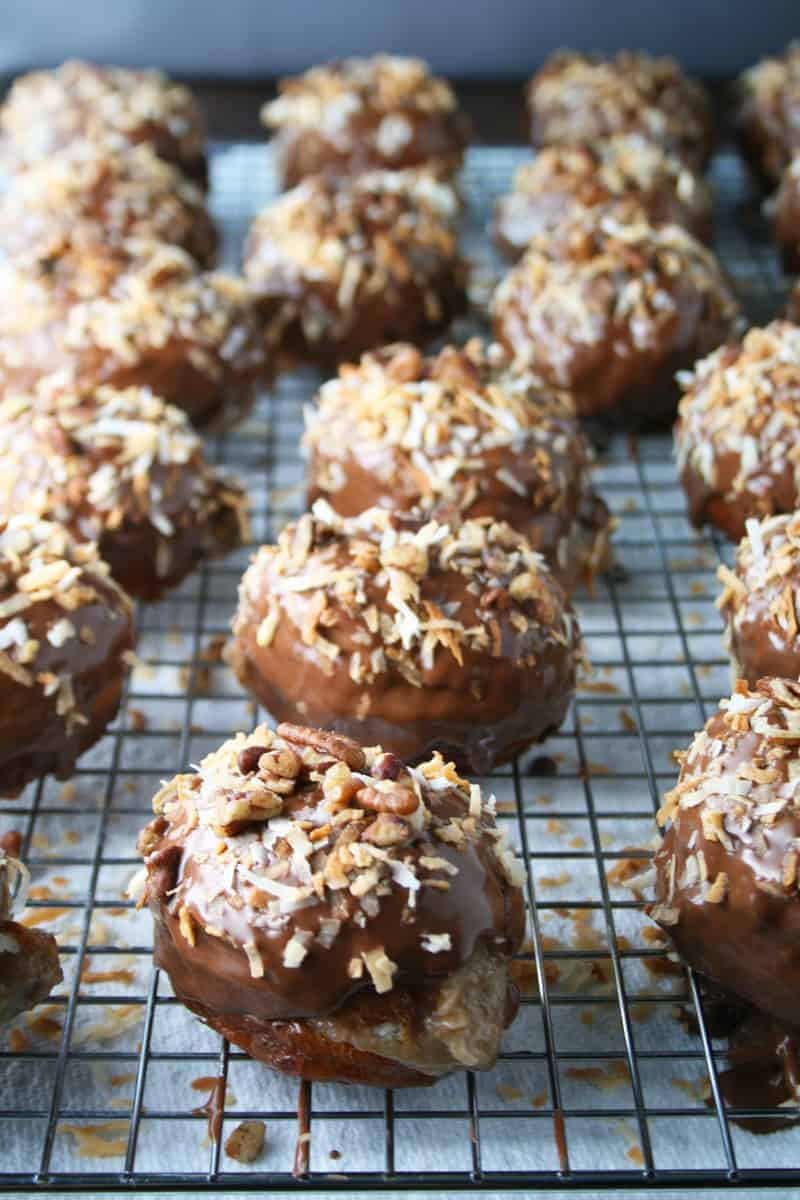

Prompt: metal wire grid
[{"left": 0, "top": 140, "right": 796, "bottom": 1193}]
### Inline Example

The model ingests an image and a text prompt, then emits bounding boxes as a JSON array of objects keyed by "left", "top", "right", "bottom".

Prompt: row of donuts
[{"left": 0, "top": 66, "right": 255, "bottom": 1026}]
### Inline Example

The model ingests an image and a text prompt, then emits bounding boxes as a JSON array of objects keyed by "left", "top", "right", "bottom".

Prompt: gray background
[{"left": 0, "top": 0, "right": 795, "bottom": 78}]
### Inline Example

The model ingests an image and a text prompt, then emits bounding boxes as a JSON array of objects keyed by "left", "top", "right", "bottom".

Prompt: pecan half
[{"left": 277, "top": 723, "right": 366, "bottom": 770}]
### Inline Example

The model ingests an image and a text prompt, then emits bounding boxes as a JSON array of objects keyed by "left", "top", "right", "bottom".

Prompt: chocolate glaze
[
  {"left": 0, "top": 385, "right": 247, "bottom": 602},
  {"left": 492, "top": 139, "right": 713, "bottom": 263},
  {"left": 651, "top": 679, "right": 800, "bottom": 1031},
  {"left": 139, "top": 723, "right": 525, "bottom": 1084},
  {"left": 493, "top": 208, "right": 741, "bottom": 426},
  {"left": 736, "top": 45, "right": 800, "bottom": 189},
  {"left": 525, "top": 50, "right": 714, "bottom": 170},
  {"left": 243, "top": 172, "right": 467, "bottom": 372},
  {"left": 0, "top": 237, "right": 266, "bottom": 431},
  {"left": 0, "top": 60, "right": 208, "bottom": 186},
  {"left": 230, "top": 505, "right": 581, "bottom": 773},
  {"left": 262, "top": 56, "right": 471, "bottom": 188},
  {"left": 304, "top": 341, "right": 613, "bottom": 594}
]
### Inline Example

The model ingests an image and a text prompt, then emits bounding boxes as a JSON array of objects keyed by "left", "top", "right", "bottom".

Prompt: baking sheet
[{"left": 0, "top": 141, "right": 796, "bottom": 1191}]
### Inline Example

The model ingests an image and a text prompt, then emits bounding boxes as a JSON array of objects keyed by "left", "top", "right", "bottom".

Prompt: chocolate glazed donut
[
  {"left": 717, "top": 513, "right": 800, "bottom": 686},
  {"left": 493, "top": 207, "right": 741, "bottom": 427},
  {"left": 525, "top": 50, "right": 714, "bottom": 170},
  {"left": 0, "top": 384, "right": 248, "bottom": 603},
  {"left": 137, "top": 723, "right": 526, "bottom": 1086},
  {"left": 304, "top": 341, "right": 613, "bottom": 595},
  {"left": 243, "top": 171, "right": 467, "bottom": 371},
  {"left": 650, "top": 678, "right": 800, "bottom": 1031},
  {"left": 0, "top": 516, "right": 134, "bottom": 797},
  {"left": 0, "top": 237, "right": 267, "bottom": 431},
  {"left": 675, "top": 323, "right": 800, "bottom": 542},
  {"left": 492, "top": 138, "right": 713, "bottom": 263},
  {"left": 229, "top": 504, "right": 583, "bottom": 774},
  {"left": 0, "top": 60, "right": 208, "bottom": 186},
  {"left": 261, "top": 55, "right": 471, "bottom": 187}
]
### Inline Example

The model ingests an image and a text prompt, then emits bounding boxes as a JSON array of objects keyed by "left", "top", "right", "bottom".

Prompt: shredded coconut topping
[
  {"left": 0, "top": 59, "right": 205, "bottom": 169},
  {"left": 0, "top": 140, "right": 213, "bottom": 260},
  {"left": 236, "top": 500, "right": 581, "bottom": 687},
  {"left": 653, "top": 678, "right": 800, "bottom": 922},
  {"left": 0, "top": 513, "right": 131, "bottom": 723},
  {"left": 262, "top": 55, "right": 460, "bottom": 135},
  {"left": 0, "top": 383, "right": 248, "bottom": 566},
  {"left": 675, "top": 322, "right": 800, "bottom": 511},
  {"left": 527, "top": 49, "right": 711, "bottom": 162},
  {"left": 244, "top": 170, "right": 463, "bottom": 346},
  {"left": 493, "top": 207, "right": 740, "bottom": 375}
]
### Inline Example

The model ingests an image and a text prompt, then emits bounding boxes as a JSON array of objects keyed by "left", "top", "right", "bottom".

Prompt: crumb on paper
[
  {"left": 128, "top": 708, "right": 148, "bottom": 732},
  {"left": 618, "top": 707, "right": 637, "bottom": 732},
  {"left": 224, "top": 1119, "right": 266, "bottom": 1163}
]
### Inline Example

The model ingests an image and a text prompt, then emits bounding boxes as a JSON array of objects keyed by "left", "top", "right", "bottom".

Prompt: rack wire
[{"left": 0, "top": 139, "right": 797, "bottom": 1193}]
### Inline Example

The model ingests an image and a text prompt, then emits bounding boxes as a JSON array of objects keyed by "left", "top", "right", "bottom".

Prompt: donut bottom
[{"left": 156, "top": 922, "right": 520, "bottom": 1087}]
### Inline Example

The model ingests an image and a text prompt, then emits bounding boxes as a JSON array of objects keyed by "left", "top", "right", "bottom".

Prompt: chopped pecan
[
  {"left": 362, "top": 813, "right": 410, "bottom": 846},
  {"left": 382, "top": 343, "right": 423, "bottom": 382},
  {"left": 213, "top": 787, "right": 283, "bottom": 835},
  {"left": 372, "top": 751, "right": 406, "bottom": 781},
  {"left": 357, "top": 782, "right": 419, "bottom": 816},
  {"left": 237, "top": 744, "right": 271, "bottom": 775},
  {"left": 258, "top": 747, "right": 302, "bottom": 779}
]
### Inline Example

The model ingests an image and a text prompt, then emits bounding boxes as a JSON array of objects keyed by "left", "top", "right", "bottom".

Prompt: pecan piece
[
  {"left": 258, "top": 747, "right": 302, "bottom": 779},
  {"left": 277, "top": 723, "right": 366, "bottom": 770},
  {"left": 362, "top": 813, "right": 410, "bottom": 846},
  {"left": 357, "top": 782, "right": 419, "bottom": 816},
  {"left": 237, "top": 744, "right": 271, "bottom": 775}
]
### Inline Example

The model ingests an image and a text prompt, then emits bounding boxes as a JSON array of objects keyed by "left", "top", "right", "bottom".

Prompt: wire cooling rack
[{"left": 0, "top": 140, "right": 797, "bottom": 1194}]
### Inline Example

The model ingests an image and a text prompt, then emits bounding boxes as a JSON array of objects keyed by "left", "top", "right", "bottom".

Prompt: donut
[
  {"left": 0, "top": 237, "right": 267, "bottom": 429},
  {"left": 492, "top": 207, "right": 741, "bottom": 425},
  {"left": 243, "top": 170, "right": 467, "bottom": 370},
  {"left": 675, "top": 322, "right": 800, "bottom": 541},
  {"left": 717, "top": 514, "right": 800, "bottom": 686},
  {"left": 774, "top": 160, "right": 800, "bottom": 271},
  {"left": 650, "top": 677, "right": 800, "bottom": 1029},
  {"left": 0, "top": 515, "right": 134, "bottom": 797},
  {"left": 0, "top": 141, "right": 217, "bottom": 266},
  {"left": 736, "top": 43, "right": 800, "bottom": 188},
  {"left": 261, "top": 55, "right": 471, "bottom": 188},
  {"left": 1, "top": 847, "right": 62, "bottom": 1024},
  {"left": 491, "top": 136, "right": 713, "bottom": 262},
  {"left": 229, "top": 502, "right": 582, "bottom": 773},
  {"left": 136, "top": 721, "right": 526, "bottom": 1085},
  {"left": 303, "top": 340, "right": 613, "bottom": 592},
  {"left": 0, "top": 59, "right": 208, "bottom": 185},
  {"left": 525, "top": 50, "right": 714, "bottom": 170},
  {"left": 0, "top": 383, "right": 249, "bottom": 602}
]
